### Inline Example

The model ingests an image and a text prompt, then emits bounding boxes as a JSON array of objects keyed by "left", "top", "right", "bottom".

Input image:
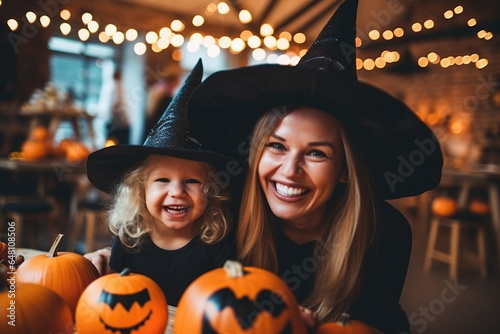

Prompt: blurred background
[{"left": 0, "top": 1, "right": 499, "bottom": 333}]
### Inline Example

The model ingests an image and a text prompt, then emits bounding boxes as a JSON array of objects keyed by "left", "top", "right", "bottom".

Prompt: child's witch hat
[{"left": 87, "top": 59, "right": 232, "bottom": 193}]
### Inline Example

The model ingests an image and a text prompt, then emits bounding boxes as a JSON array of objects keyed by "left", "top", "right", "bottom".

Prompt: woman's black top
[
  {"left": 276, "top": 201, "right": 412, "bottom": 333},
  {"left": 109, "top": 235, "right": 235, "bottom": 306}
]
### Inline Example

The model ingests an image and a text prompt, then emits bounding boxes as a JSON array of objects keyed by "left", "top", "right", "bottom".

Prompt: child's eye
[
  {"left": 155, "top": 178, "right": 170, "bottom": 183},
  {"left": 186, "top": 179, "right": 201, "bottom": 184},
  {"left": 267, "top": 142, "right": 286, "bottom": 151}
]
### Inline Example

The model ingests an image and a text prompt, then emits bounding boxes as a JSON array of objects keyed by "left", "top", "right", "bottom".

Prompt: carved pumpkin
[
  {"left": 315, "top": 313, "right": 379, "bottom": 334},
  {"left": 16, "top": 234, "right": 100, "bottom": 318},
  {"left": 175, "top": 260, "right": 308, "bottom": 334},
  {"left": 431, "top": 195, "right": 457, "bottom": 217},
  {"left": 0, "top": 265, "right": 74, "bottom": 334},
  {"left": 76, "top": 268, "right": 168, "bottom": 334},
  {"left": 469, "top": 199, "right": 490, "bottom": 216}
]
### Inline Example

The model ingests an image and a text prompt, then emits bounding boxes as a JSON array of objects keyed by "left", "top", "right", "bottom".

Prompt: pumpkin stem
[
  {"left": 338, "top": 313, "right": 351, "bottom": 326},
  {"left": 47, "top": 234, "right": 64, "bottom": 258},
  {"left": 120, "top": 268, "right": 131, "bottom": 276},
  {"left": 223, "top": 260, "right": 244, "bottom": 278}
]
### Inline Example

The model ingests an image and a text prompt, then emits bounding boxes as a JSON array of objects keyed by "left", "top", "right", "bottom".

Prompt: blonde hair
[
  {"left": 236, "top": 106, "right": 376, "bottom": 322},
  {"left": 108, "top": 154, "right": 231, "bottom": 250}
]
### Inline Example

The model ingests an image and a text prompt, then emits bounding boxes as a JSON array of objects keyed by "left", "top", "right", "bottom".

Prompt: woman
[{"left": 185, "top": 0, "right": 443, "bottom": 332}]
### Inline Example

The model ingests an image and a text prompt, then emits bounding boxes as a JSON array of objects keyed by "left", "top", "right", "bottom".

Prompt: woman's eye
[
  {"left": 267, "top": 142, "right": 286, "bottom": 151},
  {"left": 308, "top": 150, "right": 327, "bottom": 158},
  {"left": 186, "top": 179, "right": 201, "bottom": 184},
  {"left": 155, "top": 178, "right": 170, "bottom": 183}
]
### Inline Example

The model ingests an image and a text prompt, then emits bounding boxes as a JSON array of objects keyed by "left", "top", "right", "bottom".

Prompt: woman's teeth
[
  {"left": 165, "top": 206, "right": 188, "bottom": 214},
  {"left": 275, "top": 182, "right": 308, "bottom": 197}
]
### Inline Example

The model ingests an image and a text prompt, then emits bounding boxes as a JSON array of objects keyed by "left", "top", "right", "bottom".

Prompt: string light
[
  {"left": 239, "top": 10, "right": 252, "bottom": 24},
  {"left": 293, "top": 33, "right": 306, "bottom": 44},
  {"left": 171, "top": 34, "right": 185, "bottom": 47},
  {"left": 382, "top": 30, "right": 394, "bottom": 40},
  {"left": 247, "top": 35, "right": 261, "bottom": 49},
  {"left": 260, "top": 24, "right": 274, "bottom": 37},
  {"left": 240, "top": 30, "right": 253, "bottom": 41},
  {"left": 159, "top": 27, "right": 172, "bottom": 38},
  {"left": 277, "top": 54, "right": 290, "bottom": 65},
  {"left": 454, "top": 6, "right": 464, "bottom": 14},
  {"left": 126, "top": 29, "right": 138, "bottom": 41},
  {"left": 279, "top": 31, "right": 292, "bottom": 41},
  {"left": 145, "top": 31, "right": 158, "bottom": 44},
  {"left": 394, "top": 28, "right": 404, "bottom": 37},
  {"left": 368, "top": 30, "right": 380, "bottom": 40},
  {"left": 467, "top": 18, "right": 477, "bottom": 27},
  {"left": 88, "top": 21, "right": 99, "bottom": 33},
  {"left": 424, "top": 19, "right": 434, "bottom": 29},
  {"left": 252, "top": 48, "right": 266, "bottom": 61},
  {"left": 78, "top": 28, "right": 90, "bottom": 41},
  {"left": 187, "top": 41, "right": 200, "bottom": 52},
  {"left": 99, "top": 32, "right": 109, "bottom": 43},
  {"left": 207, "top": 45, "right": 220, "bottom": 57},
  {"left": 418, "top": 57, "right": 429, "bottom": 67},
  {"left": 230, "top": 38, "right": 245, "bottom": 53},
  {"left": 412, "top": 23, "right": 422, "bottom": 32},
  {"left": 40, "top": 15, "right": 50, "bottom": 28},
  {"left": 277, "top": 38, "right": 290, "bottom": 50},
  {"left": 26, "top": 11, "right": 36, "bottom": 24},
  {"left": 218, "top": 2, "right": 230, "bottom": 15},
  {"left": 112, "top": 31, "right": 125, "bottom": 44},
  {"left": 7, "top": 19, "right": 18, "bottom": 31},
  {"left": 476, "top": 58, "right": 488, "bottom": 69},
  {"left": 218, "top": 36, "right": 231, "bottom": 49},
  {"left": 171, "top": 19, "right": 184, "bottom": 32},
  {"left": 192, "top": 15, "right": 204, "bottom": 27},
  {"left": 60, "top": 10, "right": 71, "bottom": 20},
  {"left": 134, "top": 42, "right": 146, "bottom": 55},
  {"left": 444, "top": 10, "right": 453, "bottom": 19},
  {"left": 105, "top": 24, "right": 117, "bottom": 36},
  {"left": 81, "top": 13, "right": 92, "bottom": 24},
  {"left": 263, "top": 36, "right": 277, "bottom": 49},
  {"left": 202, "top": 35, "right": 216, "bottom": 47},
  {"left": 60, "top": 23, "right": 71, "bottom": 35}
]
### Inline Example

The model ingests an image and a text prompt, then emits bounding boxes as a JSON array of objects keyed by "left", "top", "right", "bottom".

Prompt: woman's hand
[
  {"left": 299, "top": 306, "right": 318, "bottom": 332},
  {"left": 84, "top": 247, "right": 111, "bottom": 275}
]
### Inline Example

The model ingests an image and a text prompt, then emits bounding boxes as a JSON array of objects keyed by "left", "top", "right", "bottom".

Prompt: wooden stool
[
  {"left": 424, "top": 216, "right": 487, "bottom": 279},
  {"left": 68, "top": 202, "right": 105, "bottom": 253}
]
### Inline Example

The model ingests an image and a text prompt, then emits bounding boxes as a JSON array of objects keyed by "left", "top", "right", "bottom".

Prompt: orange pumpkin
[
  {"left": 30, "top": 126, "right": 49, "bottom": 141},
  {"left": 16, "top": 234, "right": 100, "bottom": 318},
  {"left": 76, "top": 268, "right": 168, "bottom": 334},
  {"left": 175, "top": 260, "right": 308, "bottom": 334},
  {"left": 21, "top": 137, "right": 51, "bottom": 161},
  {"left": 469, "top": 199, "right": 490, "bottom": 216},
  {"left": 0, "top": 266, "right": 74, "bottom": 334},
  {"left": 315, "top": 313, "right": 379, "bottom": 334},
  {"left": 431, "top": 195, "right": 457, "bottom": 217},
  {"left": 65, "top": 142, "right": 90, "bottom": 162},
  {"left": 0, "top": 241, "right": 8, "bottom": 264}
]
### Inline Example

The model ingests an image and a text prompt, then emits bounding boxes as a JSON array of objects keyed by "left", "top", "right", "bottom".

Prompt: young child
[{"left": 86, "top": 60, "right": 235, "bottom": 307}]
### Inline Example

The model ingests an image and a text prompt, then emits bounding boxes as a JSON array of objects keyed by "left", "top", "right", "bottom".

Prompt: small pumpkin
[
  {"left": 76, "top": 268, "right": 168, "bottom": 334},
  {"left": 21, "top": 126, "right": 53, "bottom": 161},
  {"left": 315, "top": 313, "right": 379, "bottom": 334},
  {"left": 0, "top": 265, "right": 74, "bottom": 334},
  {"left": 175, "top": 260, "right": 308, "bottom": 334},
  {"left": 30, "top": 126, "right": 49, "bottom": 141},
  {"left": 469, "top": 199, "right": 490, "bottom": 216},
  {"left": 65, "top": 141, "right": 90, "bottom": 162},
  {"left": 431, "top": 195, "right": 457, "bottom": 217},
  {"left": 16, "top": 234, "right": 100, "bottom": 318}
]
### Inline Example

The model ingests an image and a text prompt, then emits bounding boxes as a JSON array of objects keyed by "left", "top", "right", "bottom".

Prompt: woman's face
[
  {"left": 145, "top": 156, "right": 208, "bottom": 236},
  {"left": 257, "top": 107, "right": 347, "bottom": 227}
]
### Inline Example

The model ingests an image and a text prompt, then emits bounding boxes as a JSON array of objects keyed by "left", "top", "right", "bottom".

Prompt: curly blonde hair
[{"left": 108, "top": 154, "right": 231, "bottom": 250}]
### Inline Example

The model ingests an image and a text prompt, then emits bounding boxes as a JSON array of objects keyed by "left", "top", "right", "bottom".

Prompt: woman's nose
[{"left": 280, "top": 153, "right": 302, "bottom": 177}]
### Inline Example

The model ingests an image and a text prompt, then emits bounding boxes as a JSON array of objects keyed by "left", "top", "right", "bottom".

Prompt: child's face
[{"left": 144, "top": 155, "right": 209, "bottom": 236}]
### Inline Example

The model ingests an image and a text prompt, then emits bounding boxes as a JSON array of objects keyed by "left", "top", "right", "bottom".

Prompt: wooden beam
[
  {"left": 295, "top": 0, "right": 341, "bottom": 35},
  {"left": 275, "top": 0, "right": 322, "bottom": 32},
  {"left": 258, "top": 0, "right": 281, "bottom": 26}
]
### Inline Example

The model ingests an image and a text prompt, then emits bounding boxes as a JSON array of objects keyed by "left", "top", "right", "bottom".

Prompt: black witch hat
[
  {"left": 87, "top": 59, "right": 231, "bottom": 193},
  {"left": 187, "top": 0, "right": 443, "bottom": 199}
]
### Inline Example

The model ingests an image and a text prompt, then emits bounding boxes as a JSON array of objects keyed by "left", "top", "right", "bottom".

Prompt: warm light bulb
[
  {"left": 78, "top": 28, "right": 90, "bottom": 41},
  {"left": 363, "top": 58, "right": 375, "bottom": 71},
  {"left": 171, "top": 19, "right": 184, "bottom": 32},
  {"left": 454, "top": 6, "right": 464, "bottom": 14},
  {"left": 187, "top": 41, "right": 200, "bottom": 52},
  {"left": 207, "top": 45, "right": 220, "bottom": 57},
  {"left": 356, "top": 58, "right": 363, "bottom": 70},
  {"left": 277, "top": 38, "right": 290, "bottom": 50},
  {"left": 444, "top": 10, "right": 453, "bottom": 19},
  {"left": 476, "top": 58, "right": 488, "bottom": 69},
  {"left": 239, "top": 10, "right": 252, "bottom": 24},
  {"left": 218, "top": 2, "right": 230, "bottom": 15},
  {"left": 412, "top": 23, "right": 422, "bottom": 32},
  {"left": 99, "top": 32, "right": 109, "bottom": 42},
  {"left": 218, "top": 36, "right": 231, "bottom": 49},
  {"left": 277, "top": 55, "right": 290, "bottom": 65},
  {"left": 171, "top": 34, "right": 185, "bottom": 47},
  {"left": 134, "top": 42, "right": 147, "bottom": 55},
  {"left": 418, "top": 57, "right": 429, "bottom": 67},
  {"left": 26, "top": 11, "right": 36, "bottom": 24},
  {"left": 7, "top": 19, "right": 18, "bottom": 31},
  {"left": 126, "top": 29, "right": 138, "bottom": 41},
  {"left": 252, "top": 48, "right": 266, "bottom": 61},
  {"left": 293, "top": 33, "right": 306, "bottom": 44},
  {"left": 382, "top": 30, "right": 394, "bottom": 40},
  {"left": 247, "top": 35, "right": 261, "bottom": 49},
  {"left": 424, "top": 19, "right": 434, "bottom": 29},
  {"left": 113, "top": 31, "right": 125, "bottom": 44},
  {"left": 467, "top": 18, "right": 477, "bottom": 27},
  {"left": 157, "top": 38, "right": 169, "bottom": 49},
  {"left": 40, "top": 15, "right": 50, "bottom": 28},
  {"left": 88, "top": 21, "right": 99, "bottom": 33},
  {"left": 263, "top": 36, "right": 277, "bottom": 49},
  {"left": 60, "top": 23, "right": 71, "bottom": 35},
  {"left": 192, "top": 15, "right": 204, "bottom": 27},
  {"left": 105, "top": 24, "right": 117, "bottom": 36},
  {"left": 355, "top": 37, "right": 362, "bottom": 47},
  {"left": 375, "top": 57, "right": 386, "bottom": 68},
  {"left": 279, "top": 31, "right": 292, "bottom": 41},
  {"left": 159, "top": 27, "right": 172, "bottom": 38},
  {"left": 145, "top": 31, "right": 158, "bottom": 44},
  {"left": 368, "top": 30, "right": 380, "bottom": 40},
  {"left": 202, "top": 35, "right": 216, "bottom": 47},
  {"left": 260, "top": 23, "right": 274, "bottom": 37},
  {"left": 81, "top": 12, "right": 92, "bottom": 24},
  {"left": 240, "top": 30, "right": 253, "bottom": 41},
  {"left": 230, "top": 38, "right": 246, "bottom": 53},
  {"left": 394, "top": 28, "right": 404, "bottom": 37},
  {"left": 60, "top": 10, "right": 71, "bottom": 20}
]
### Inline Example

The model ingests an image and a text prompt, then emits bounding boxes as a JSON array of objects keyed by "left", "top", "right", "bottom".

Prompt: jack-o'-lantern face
[
  {"left": 76, "top": 269, "right": 168, "bottom": 334},
  {"left": 175, "top": 261, "right": 307, "bottom": 334}
]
